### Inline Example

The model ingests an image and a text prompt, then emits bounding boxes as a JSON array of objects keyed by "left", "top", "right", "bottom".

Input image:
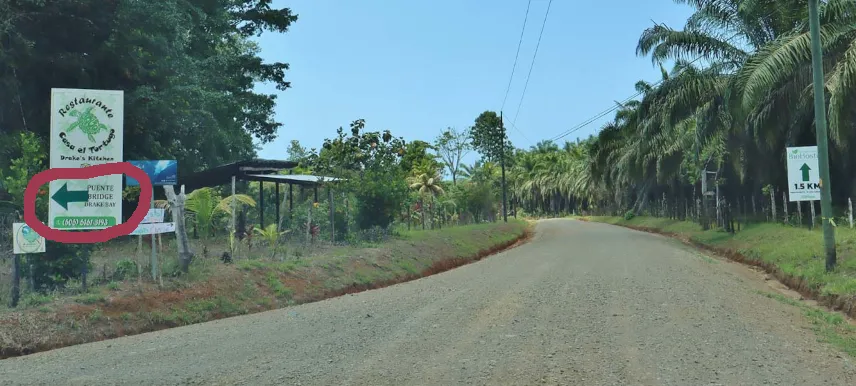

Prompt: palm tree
[{"left": 408, "top": 172, "right": 445, "bottom": 229}]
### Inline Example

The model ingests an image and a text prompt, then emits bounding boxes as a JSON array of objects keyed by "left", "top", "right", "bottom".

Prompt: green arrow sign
[
  {"left": 800, "top": 163, "right": 811, "bottom": 182},
  {"left": 51, "top": 182, "right": 89, "bottom": 210}
]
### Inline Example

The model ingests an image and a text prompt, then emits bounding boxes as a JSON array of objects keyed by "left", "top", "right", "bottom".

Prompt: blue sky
[{"left": 253, "top": 0, "right": 694, "bottom": 168}]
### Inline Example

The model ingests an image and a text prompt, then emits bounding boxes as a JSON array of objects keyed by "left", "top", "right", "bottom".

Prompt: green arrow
[
  {"left": 800, "top": 163, "right": 811, "bottom": 181},
  {"left": 51, "top": 183, "right": 89, "bottom": 210}
]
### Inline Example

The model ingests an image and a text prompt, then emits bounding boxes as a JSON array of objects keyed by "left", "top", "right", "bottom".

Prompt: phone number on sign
[{"left": 54, "top": 218, "right": 114, "bottom": 228}]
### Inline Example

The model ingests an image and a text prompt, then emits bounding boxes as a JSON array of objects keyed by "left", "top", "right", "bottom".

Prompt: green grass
[
  {"left": 0, "top": 220, "right": 530, "bottom": 358},
  {"left": 585, "top": 216, "right": 856, "bottom": 299},
  {"left": 74, "top": 293, "right": 107, "bottom": 305},
  {"left": 759, "top": 291, "right": 856, "bottom": 357}
]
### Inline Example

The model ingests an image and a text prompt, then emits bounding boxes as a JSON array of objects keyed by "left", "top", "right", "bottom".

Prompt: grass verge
[
  {"left": 759, "top": 290, "right": 856, "bottom": 358},
  {"left": 579, "top": 216, "right": 856, "bottom": 320},
  {"left": 0, "top": 220, "right": 531, "bottom": 358}
]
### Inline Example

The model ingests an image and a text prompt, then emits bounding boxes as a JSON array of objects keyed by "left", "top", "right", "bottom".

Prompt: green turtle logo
[
  {"left": 21, "top": 225, "right": 40, "bottom": 243},
  {"left": 67, "top": 106, "right": 110, "bottom": 142}
]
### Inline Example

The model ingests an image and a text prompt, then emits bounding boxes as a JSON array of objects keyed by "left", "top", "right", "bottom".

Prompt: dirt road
[{"left": 2, "top": 219, "right": 855, "bottom": 385}]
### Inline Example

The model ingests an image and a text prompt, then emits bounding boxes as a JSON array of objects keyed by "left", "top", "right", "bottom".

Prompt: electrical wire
[
  {"left": 547, "top": 53, "right": 712, "bottom": 143},
  {"left": 509, "top": 0, "right": 553, "bottom": 138},
  {"left": 500, "top": 0, "right": 532, "bottom": 114},
  {"left": 545, "top": 2, "right": 793, "bottom": 143}
]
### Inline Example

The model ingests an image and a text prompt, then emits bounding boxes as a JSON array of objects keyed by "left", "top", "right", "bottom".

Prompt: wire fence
[
  {"left": 0, "top": 185, "right": 508, "bottom": 308},
  {"left": 585, "top": 184, "right": 855, "bottom": 234}
]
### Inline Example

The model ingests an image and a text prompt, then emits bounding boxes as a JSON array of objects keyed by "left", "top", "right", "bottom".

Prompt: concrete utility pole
[{"left": 808, "top": 0, "right": 837, "bottom": 271}]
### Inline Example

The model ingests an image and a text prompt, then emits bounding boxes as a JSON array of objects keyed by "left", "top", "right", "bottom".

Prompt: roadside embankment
[
  {"left": 579, "top": 216, "right": 856, "bottom": 320},
  {"left": 0, "top": 220, "right": 532, "bottom": 358}
]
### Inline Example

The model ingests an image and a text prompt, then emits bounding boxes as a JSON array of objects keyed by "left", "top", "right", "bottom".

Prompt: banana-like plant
[
  {"left": 254, "top": 223, "right": 291, "bottom": 259},
  {"left": 157, "top": 187, "right": 256, "bottom": 238}
]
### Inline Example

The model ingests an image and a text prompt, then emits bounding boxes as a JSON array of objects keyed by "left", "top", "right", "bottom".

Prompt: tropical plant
[
  {"left": 181, "top": 187, "right": 257, "bottom": 238},
  {"left": 254, "top": 223, "right": 291, "bottom": 259}
]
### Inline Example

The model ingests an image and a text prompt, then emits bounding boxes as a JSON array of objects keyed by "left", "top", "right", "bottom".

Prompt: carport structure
[{"left": 180, "top": 159, "right": 344, "bottom": 240}]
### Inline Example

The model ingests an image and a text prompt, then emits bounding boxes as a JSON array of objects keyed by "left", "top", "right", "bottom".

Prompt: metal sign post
[
  {"left": 11, "top": 223, "right": 46, "bottom": 308},
  {"left": 127, "top": 160, "right": 178, "bottom": 281}
]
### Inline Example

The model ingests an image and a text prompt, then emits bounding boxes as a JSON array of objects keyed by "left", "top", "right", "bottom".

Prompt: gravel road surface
[{"left": 2, "top": 219, "right": 855, "bottom": 385}]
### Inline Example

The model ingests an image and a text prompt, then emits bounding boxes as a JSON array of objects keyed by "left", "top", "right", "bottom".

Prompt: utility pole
[
  {"left": 499, "top": 111, "right": 508, "bottom": 223},
  {"left": 808, "top": 0, "right": 837, "bottom": 272}
]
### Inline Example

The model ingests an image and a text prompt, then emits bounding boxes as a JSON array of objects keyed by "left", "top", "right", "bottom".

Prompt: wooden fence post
[
  {"left": 849, "top": 197, "right": 853, "bottom": 229},
  {"left": 770, "top": 187, "right": 777, "bottom": 223},
  {"left": 797, "top": 200, "right": 803, "bottom": 227},
  {"left": 810, "top": 200, "right": 817, "bottom": 229}
]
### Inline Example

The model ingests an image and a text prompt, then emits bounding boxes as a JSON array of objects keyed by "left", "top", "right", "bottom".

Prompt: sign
[
  {"left": 129, "top": 222, "right": 175, "bottom": 236},
  {"left": 126, "top": 160, "right": 178, "bottom": 186},
  {"left": 142, "top": 208, "right": 165, "bottom": 224},
  {"left": 787, "top": 146, "right": 821, "bottom": 202},
  {"left": 13, "top": 223, "right": 46, "bottom": 254},
  {"left": 49, "top": 88, "right": 124, "bottom": 230}
]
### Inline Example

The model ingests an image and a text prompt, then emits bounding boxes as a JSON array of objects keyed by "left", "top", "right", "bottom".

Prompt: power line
[
  {"left": 500, "top": 0, "right": 532, "bottom": 114},
  {"left": 548, "top": 54, "right": 709, "bottom": 143},
  {"left": 545, "top": 2, "right": 792, "bottom": 144},
  {"left": 509, "top": 121, "right": 533, "bottom": 144},
  {"left": 509, "top": 0, "right": 553, "bottom": 134}
]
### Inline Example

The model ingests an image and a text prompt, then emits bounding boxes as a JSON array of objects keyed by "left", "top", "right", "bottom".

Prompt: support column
[
  {"left": 275, "top": 182, "right": 280, "bottom": 231},
  {"left": 259, "top": 180, "right": 264, "bottom": 229}
]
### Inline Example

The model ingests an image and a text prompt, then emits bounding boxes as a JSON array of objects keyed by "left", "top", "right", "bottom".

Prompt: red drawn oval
[{"left": 23, "top": 162, "right": 154, "bottom": 243}]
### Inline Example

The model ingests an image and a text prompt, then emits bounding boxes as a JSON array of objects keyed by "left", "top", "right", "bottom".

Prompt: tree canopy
[{"left": 0, "top": 0, "right": 298, "bottom": 176}]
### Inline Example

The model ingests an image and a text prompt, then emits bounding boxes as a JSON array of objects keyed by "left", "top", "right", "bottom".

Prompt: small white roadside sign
[
  {"left": 130, "top": 222, "right": 175, "bottom": 236},
  {"left": 786, "top": 146, "right": 821, "bottom": 202},
  {"left": 13, "top": 223, "right": 46, "bottom": 254},
  {"left": 142, "top": 208, "right": 165, "bottom": 224}
]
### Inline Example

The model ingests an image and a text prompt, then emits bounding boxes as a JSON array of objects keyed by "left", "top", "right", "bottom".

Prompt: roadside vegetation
[
  {"left": 0, "top": 220, "right": 529, "bottom": 358},
  {"left": 0, "top": 1, "right": 535, "bottom": 356},
  {"left": 582, "top": 215, "right": 856, "bottom": 317}
]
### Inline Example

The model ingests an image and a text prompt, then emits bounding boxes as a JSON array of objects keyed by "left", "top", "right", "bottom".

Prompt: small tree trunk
[
  {"left": 782, "top": 191, "right": 788, "bottom": 224},
  {"left": 164, "top": 185, "right": 194, "bottom": 273},
  {"left": 797, "top": 200, "right": 803, "bottom": 226},
  {"left": 9, "top": 254, "right": 20, "bottom": 308},
  {"left": 810, "top": 200, "right": 817, "bottom": 229},
  {"left": 421, "top": 199, "right": 426, "bottom": 230},
  {"left": 81, "top": 263, "right": 88, "bottom": 292},
  {"left": 769, "top": 187, "right": 776, "bottom": 223},
  {"left": 849, "top": 198, "right": 853, "bottom": 228},
  {"left": 752, "top": 195, "right": 757, "bottom": 216},
  {"left": 307, "top": 202, "right": 313, "bottom": 244}
]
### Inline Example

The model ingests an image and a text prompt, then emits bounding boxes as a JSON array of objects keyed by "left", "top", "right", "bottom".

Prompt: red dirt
[
  {"left": 309, "top": 227, "right": 534, "bottom": 300},
  {"left": 0, "top": 224, "right": 533, "bottom": 359}
]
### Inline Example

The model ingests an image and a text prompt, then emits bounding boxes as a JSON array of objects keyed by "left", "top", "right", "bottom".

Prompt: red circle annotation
[{"left": 23, "top": 162, "right": 153, "bottom": 244}]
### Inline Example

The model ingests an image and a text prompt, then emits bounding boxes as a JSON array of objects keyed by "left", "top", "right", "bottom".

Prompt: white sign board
[
  {"left": 786, "top": 146, "right": 821, "bottom": 202},
  {"left": 130, "top": 222, "right": 175, "bottom": 236},
  {"left": 13, "top": 223, "right": 46, "bottom": 254},
  {"left": 142, "top": 208, "right": 165, "bottom": 224},
  {"left": 49, "top": 88, "right": 124, "bottom": 230}
]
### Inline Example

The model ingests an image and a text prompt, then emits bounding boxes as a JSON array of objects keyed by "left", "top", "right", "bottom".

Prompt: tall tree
[
  {"left": 286, "top": 139, "right": 310, "bottom": 162},
  {"left": 470, "top": 111, "right": 512, "bottom": 221},
  {"left": 0, "top": 0, "right": 299, "bottom": 176},
  {"left": 400, "top": 140, "right": 442, "bottom": 176},
  {"left": 435, "top": 127, "right": 471, "bottom": 185}
]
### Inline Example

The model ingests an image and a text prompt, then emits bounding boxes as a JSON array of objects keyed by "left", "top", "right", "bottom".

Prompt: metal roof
[
  {"left": 245, "top": 174, "right": 344, "bottom": 186},
  {"left": 180, "top": 159, "right": 299, "bottom": 192}
]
